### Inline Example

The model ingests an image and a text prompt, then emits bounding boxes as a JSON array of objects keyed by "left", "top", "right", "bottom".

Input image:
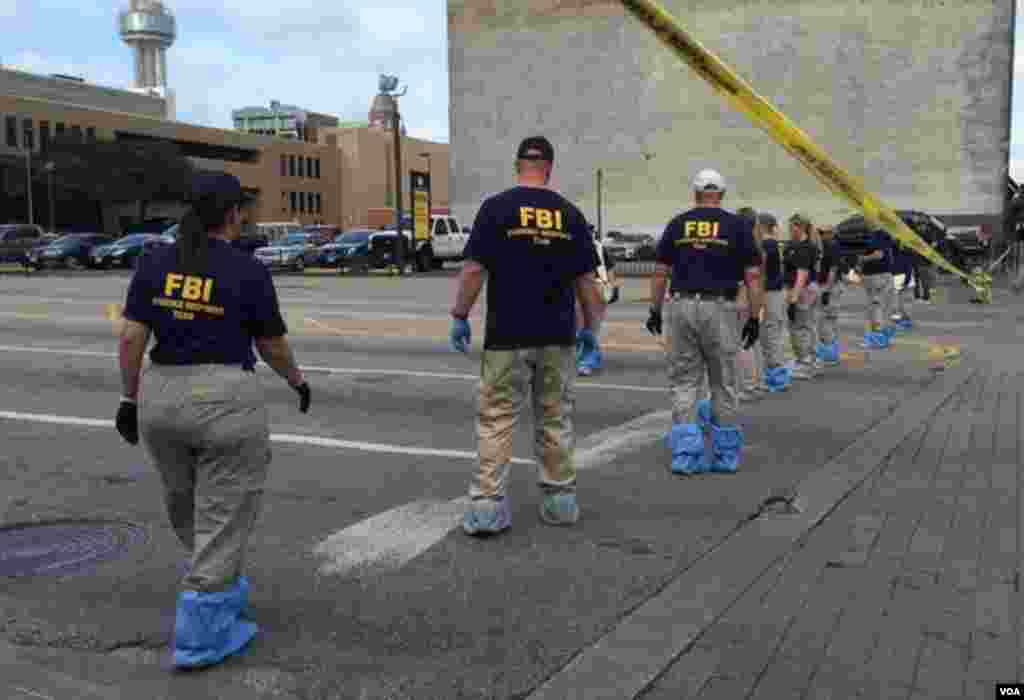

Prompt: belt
[{"left": 671, "top": 288, "right": 737, "bottom": 301}]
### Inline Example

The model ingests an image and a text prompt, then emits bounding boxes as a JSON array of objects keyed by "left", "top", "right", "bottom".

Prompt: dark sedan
[
  {"left": 91, "top": 234, "right": 162, "bottom": 269},
  {"left": 27, "top": 233, "right": 113, "bottom": 270}
]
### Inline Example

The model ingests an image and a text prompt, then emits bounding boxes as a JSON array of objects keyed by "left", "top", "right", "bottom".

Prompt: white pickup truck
[{"left": 424, "top": 214, "right": 467, "bottom": 268}]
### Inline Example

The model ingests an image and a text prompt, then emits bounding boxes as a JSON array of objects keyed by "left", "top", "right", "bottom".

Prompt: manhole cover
[{"left": 0, "top": 520, "right": 148, "bottom": 578}]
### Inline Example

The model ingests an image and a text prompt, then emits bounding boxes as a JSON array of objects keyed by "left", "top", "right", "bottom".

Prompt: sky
[{"left": 0, "top": 0, "right": 1021, "bottom": 177}]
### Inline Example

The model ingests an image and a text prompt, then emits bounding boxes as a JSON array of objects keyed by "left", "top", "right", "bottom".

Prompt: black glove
[
  {"left": 741, "top": 318, "right": 760, "bottom": 349},
  {"left": 646, "top": 307, "right": 662, "bottom": 335},
  {"left": 116, "top": 400, "right": 138, "bottom": 445},
  {"left": 293, "top": 382, "right": 311, "bottom": 413},
  {"left": 821, "top": 291, "right": 831, "bottom": 306},
  {"left": 787, "top": 303, "right": 797, "bottom": 323}
]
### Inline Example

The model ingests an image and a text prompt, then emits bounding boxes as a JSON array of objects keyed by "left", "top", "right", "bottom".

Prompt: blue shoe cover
[
  {"left": 765, "top": 366, "right": 791, "bottom": 393},
  {"left": 864, "top": 331, "right": 887, "bottom": 349},
  {"left": 667, "top": 424, "right": 706, "bottom": 475},
  {"left": 709, "top": 424, "right": 744, "bottom": 473},
  {"left": 462, "top": 496, "right": 512, "bottom": 535},
  {"left": 695, "top": 399, "right": 713, "bottom": 427},
  {"left": 896, "top": 317, "right": 913, "bottom": 330},
  {"left": 815, "top": 343, "right": 830, "bottom": 361},
  {"left": 173, "top": 579, "right": 258, "bottom": 669},
  {"left": 882, "top": 326, "right": 896, "bottom": 340}
]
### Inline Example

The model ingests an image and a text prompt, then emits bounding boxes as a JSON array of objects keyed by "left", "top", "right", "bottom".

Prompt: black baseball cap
[
  {"left": 516, "top": 136, "right": 554, "bottom": 162},
  {"left": 190, "top": 172, "right": 256, "bottom": 206}
]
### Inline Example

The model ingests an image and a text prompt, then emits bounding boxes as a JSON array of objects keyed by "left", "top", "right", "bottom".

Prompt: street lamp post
[
  {"left": 24, "top": 149, "right": 34, "bottom": 226},
  {"left": 420, "top": 152, "right": 432, "bottom": 217},
  {"left": 595, "top": 152, "right": 655, "bottom": 239},
  {"left": 43, "top": 162, "right": 55, "bottom": 233}
]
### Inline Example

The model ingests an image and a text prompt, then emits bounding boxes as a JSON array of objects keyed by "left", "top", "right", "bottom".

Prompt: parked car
[
  {"left": 833, "top": 210, "right": 949, "bottom": 270},
  {"left": 604, "top": 232, "right": 655, "bottom": 262},
  {"left": 318, "top": 229, "right": 376, "bottom": 270},
  {"left": 301, "top": 225, "right": 343, "bottom": 247},
  {"left": 121, "top": 218, "right": 177, "bottom": 237},
  {"left": 27, "top": 233, "right": 113, "bottom": 270},
  {"left": 0, "top": 224, "right": 45, "bottom": 265},
  {"left": 91, "top": 234, "right": 162, "bottom": 269},
  {"left": 253, "top": 232, "right": 320, "bottom": 271}
]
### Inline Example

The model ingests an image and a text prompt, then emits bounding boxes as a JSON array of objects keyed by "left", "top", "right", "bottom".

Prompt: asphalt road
[{"left": 0, "top": 268, "right": 1012, "bottom": 700}]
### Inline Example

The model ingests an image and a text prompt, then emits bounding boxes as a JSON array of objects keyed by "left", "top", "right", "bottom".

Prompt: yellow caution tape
[{"left": 618, "top": 0, "right": 992, "bottom": 302}]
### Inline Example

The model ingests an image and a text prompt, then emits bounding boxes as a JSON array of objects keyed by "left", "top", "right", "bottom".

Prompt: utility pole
[
  {"left": 25, "top": 149, "right": 34, "bottom": 225},
  {"left": 392, "top": 107, "right": 402, "bottom": 237},
  {"left": 596, "top": 168, "right": 603, "bottom": 238}
]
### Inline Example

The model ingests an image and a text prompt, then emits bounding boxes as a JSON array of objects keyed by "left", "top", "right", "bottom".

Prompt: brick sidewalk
[{"left": 641, "top": 367, "right": 1020, "bottom": 700}]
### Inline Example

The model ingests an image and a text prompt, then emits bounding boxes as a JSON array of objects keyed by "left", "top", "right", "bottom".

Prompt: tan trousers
[
  {"left": 140, "top": 364, "right": 270, "bottom": 593},
  {"left": 471, "top": 347, "right": 577, "bottom": 499},
  {"left": 665, "top": 296, "right": 740, "bottom": 426}
]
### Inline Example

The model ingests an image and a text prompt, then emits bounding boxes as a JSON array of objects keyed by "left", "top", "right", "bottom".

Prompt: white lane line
[
  {"left": 311, "top": 410, "right": 680, "bottom": 578},
  {"left": 0, "top": 344, "right": 666, "bottom": 393},
  {"left": 0, "top": 410, "right": 534, "bottom": 464}
]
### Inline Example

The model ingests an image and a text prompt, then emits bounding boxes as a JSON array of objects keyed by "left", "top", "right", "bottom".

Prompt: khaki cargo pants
[
  {"left": 471, "top": 347, "right": 577, "bottom": 499},
  {"left": 760, "top": 289, "right": 787, "bottom": 369},
  {"left": 863, "top": 272, "right": 893, "bottom": 329},
  {"left": 786, "top": 284, "right": 818, "bottom": 369},
  {"left": 816, "top": 281, "right": 844, "bottom": 345},
  {"left": 139, "top": 364, "right": 271, "bottom": 593},
  {"left": 666, "top": 296, "right": 740, "bottom": 426}
]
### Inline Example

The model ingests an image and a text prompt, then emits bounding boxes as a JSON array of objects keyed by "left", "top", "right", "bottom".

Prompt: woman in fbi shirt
[{"left": 115, "top": 173, "right": 311, "bottom": 669}]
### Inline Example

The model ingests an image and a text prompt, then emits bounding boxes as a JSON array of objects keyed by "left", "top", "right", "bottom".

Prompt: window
[
  {"left": 281, "top": 155, "right": 287, "bottom": 177},
  {"left": 281, "top": 192, "right": 288, "bottom": 213},
  {"left": 315, "top": 193, "right": 321, "bottom": 214},
  {"left": 39, "top": 121, "right": 50, "bottom": 150},
  {"left": 435, "top": 219, "right": 449, "bottom": 236},
  {"left": 5, "top": 116, "right": 17, "bottom": 147},
  {"left": 314, "top": 159, "right": 320, "bottom": 179},
  {"left": 289, "top": 155, "right": 296, "bottom": 177},
  {"left": 306, "top": 157, "right": 312, "bottom": 177},
  {"left": 55, "top": 122, "right": 65, "bottom": 137},
  {"left": 85, "top": 127, "right": 96, "bottom": 142},
  {"left": 299, "top": 192, "right": 306, "bottom": 212},
  {"left": 290, "top": 191, "right": 297, "bottom": 212},
  {"left": 22, "top": 119, "right": 33, "bottom": 150},
  {"left": 297, "top": 156, "right": 304, "bottom": 178},
  {"left": 70, "top": 125, "right": 82, "bottom": 142}
]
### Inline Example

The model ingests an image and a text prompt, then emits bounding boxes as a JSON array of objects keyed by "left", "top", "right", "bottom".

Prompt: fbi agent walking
[
  {"left": 814, "top": 225, "right": 843, "bottom": 366},
  {"left": 115, "top": 173, "right": 311, "bottom": 669},
  {"left": 784, "top": 213, "right": 820, "bottom": 379},
  {"left": 860, "top": 228, "right": 896, "bottom": 349},
  {"left": 449, "top": 136, "right": 602, "bottom": 535},
  {"left": 756, "top": 213, "right": 792, "bottom": 391},
  {"left": 646, "top": 169, "right": 762, "bottom": 475}
]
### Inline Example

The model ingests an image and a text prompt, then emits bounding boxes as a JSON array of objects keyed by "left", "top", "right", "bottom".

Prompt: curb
[{"left": 525, "top": 358, "right": 978, "bottom": 700}]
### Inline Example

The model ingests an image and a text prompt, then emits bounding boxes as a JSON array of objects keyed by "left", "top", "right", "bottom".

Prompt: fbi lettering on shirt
[
  {"left": 508, "top": 206, "right": 571, "bottom": 245},
  {"left": 677, "top": 220, "right": 728, "bottom": 250},
  {"left": 154, "top": 272, "right": 226, "bottom": 321}
]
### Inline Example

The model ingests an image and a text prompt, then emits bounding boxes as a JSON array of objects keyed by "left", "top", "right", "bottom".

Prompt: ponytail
[{"left": 175, "top": 208, "right": 209, "bottom": 275}]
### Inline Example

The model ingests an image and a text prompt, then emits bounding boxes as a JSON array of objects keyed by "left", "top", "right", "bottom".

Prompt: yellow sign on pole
[
  {"left": 414, "top": 191, "right": 429, "bottom": 242},
  {"left": 617, "top": 0, "right": 992, "bottom": 302}
]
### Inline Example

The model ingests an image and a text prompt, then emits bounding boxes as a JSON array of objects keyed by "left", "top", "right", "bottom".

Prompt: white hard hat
[{"left": 692, "top": 169, "right": 726, "bottom": 193}]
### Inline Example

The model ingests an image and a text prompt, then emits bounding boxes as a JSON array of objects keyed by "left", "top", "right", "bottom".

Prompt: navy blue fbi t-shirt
[
  {"left": 783, "top": 240, "right": 816, "bottom": 288},
  {"left": 462, "top": 186, "right": 598, "bottom": 351},
  {"left": 655, "top": 207, "right": 760, "bottom": 293},
  {"left": 762, "top": 239, "right": 785, "bottom": 291},
  {"left": 861, "top": 231, "right": 894, "bottom": 276},
  {"left": 123, "top": 238, "right": 288, "bottom": 369}
]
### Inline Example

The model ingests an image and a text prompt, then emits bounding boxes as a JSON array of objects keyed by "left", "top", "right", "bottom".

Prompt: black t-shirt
[
  {"left": 817, "top": 239, "right": 839, "bottom": 284},
  {"left": 655, "top": 207, "right": 760, "bottom": 292},
  {"left": 123, "top": 238, "right": 288, "bottom": 369},
  {"left": 762, "top": 239, "right": 784, "bottom": 291},
  {"left": 783, "top": 240, "right": 816, "bottom": 288},
  {"left": 862, "top": 231, "right": 894, "bottom": 276},
  {"left": 462, "top": 186, "right": 598, "bottom": 350}
]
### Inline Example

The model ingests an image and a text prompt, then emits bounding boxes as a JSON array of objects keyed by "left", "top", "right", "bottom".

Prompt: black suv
[{"left": 833, "top": 210, "right": 947, "bottom": 267}]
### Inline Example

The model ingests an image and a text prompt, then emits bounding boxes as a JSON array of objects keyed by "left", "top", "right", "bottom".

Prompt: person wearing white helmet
[{"left": 645, "top": 168, "right": 763, "bottom": 475}]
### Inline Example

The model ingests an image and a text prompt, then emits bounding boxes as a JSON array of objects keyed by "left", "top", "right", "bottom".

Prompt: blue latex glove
[
  {"left": 577, "top": 328, "right": 597, "bottom": 354},
  {"left": 450, "top": 318, "right": 471, "bottom": 353}
]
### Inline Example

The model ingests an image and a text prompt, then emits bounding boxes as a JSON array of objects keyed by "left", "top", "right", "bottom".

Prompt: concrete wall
[
  {"left": 448, "top": 0, "right": 1014, "bottom": 231},
  {"left": 0, "top": 68, "right": 166, "bottom": 118}
]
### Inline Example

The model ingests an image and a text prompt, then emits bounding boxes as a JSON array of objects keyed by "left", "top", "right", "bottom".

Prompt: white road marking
[
  {"left": 311, "top": 409, "right": 687, "bottom": 577},
  {"left": 0, "top": 410, "right": 534, "bottom": 464},
  {"left": 0, "top": 344, "right": 666, "bottom": 393}
]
